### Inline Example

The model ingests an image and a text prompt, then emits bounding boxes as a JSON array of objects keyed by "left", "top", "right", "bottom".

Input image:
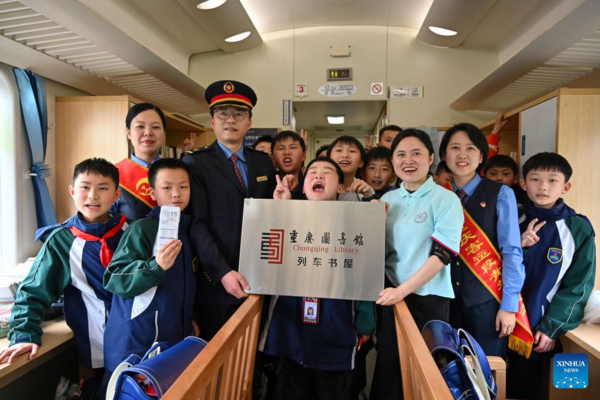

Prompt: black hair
[
  {"left": 326, "top": 135, "right": 366, "bottom": 162},
  {"left": 379, "top": 125, "right": 403, "bottom": 138},
  {"left": 148, "top": 158, "right": 192, "bottom": 189},
  {"left": 305, "top": 157, "right": 344, "bottom": 184},
  {"left": 439, "top": 123, "right": 489, "bottom": 173},
  {"left": 434, "top": 161, "right": 451, "bottom": 176},
  {"left": 522, "top": 152, "right": 572, "bottom": 182},
  {"left": 390, "top": 128, "right": 435, "bottom": 157},
  {"left": 252, "top": 135, "right": 274, "bottom": 149},
  {"left": 271, "top": 130, "right": 306, "bottom": 153},
  {"left": 73, "top": 158, "right": 119, "bottom": 189},
  {"left": 315, "top": 144, "right": 330, "bottom": 159},
  {"left": 126, "top": 103, "right": 167, "bottom": 130},
  {"left": 484, "top": 155, "right": 518, "bottom": 176},
  {"left": 210, "top": 107, "right": 253, "bottom": 120},
  {"left": 363, "top": 147, "right": 393, "bottom": 169}
]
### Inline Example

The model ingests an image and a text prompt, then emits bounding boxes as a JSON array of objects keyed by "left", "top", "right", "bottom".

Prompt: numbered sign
[
  {"left": 295, "top": 83, "right": 308, "bottom": 98},
  {"left": 318, "top": 84, "right": 358, "bottom": 97}
]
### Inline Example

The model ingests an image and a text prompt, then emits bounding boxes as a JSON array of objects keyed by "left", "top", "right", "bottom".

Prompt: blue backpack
[
  {"left": 107, "top": 336, "right": 208, "bottom": 399},
  {"left": 421, "top": 320, "right": 497, "bottom": 400}
]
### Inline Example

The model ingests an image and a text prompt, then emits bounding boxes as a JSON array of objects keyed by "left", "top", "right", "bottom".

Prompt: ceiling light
[
  {"left": 197, "top": 0, "right": 227, "bottom": 10},
  {"left": 428, "top": 26, "right": 458, "bottom": 37},
  {"left": 327, "top": 116, "right": 345, "bottom": 124},
  {"left": 225, "top": 31, "right": 251, "bottom": 43}
]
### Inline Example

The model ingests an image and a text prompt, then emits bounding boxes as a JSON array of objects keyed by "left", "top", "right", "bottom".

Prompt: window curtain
[{"left": 13, "top": 68, "right": 57, "bottom": 228}]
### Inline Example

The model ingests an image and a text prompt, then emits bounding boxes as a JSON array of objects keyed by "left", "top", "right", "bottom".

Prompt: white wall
[
  {"left": 189, "top": 26, "right": 498, "bottom": 130},
  {"left": 386, "top": 27, "right": 498, "bottom": 127}
]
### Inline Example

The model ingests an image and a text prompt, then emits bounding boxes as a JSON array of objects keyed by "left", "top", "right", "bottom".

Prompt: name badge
[
  {"left": 302, "top": 297, "right": 319, "bottom": 324},
  {"left": 256, "top": 176, "right": 268, "bottom": 182}
]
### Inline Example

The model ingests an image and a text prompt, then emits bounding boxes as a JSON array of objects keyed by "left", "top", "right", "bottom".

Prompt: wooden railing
[
  {"left": 394, "top": 301, "right": 507, "bottom": 400},
  {"left": 394, "top": 301, "right": 454, "bottom": 400},
  {"left": 163, "top": 295, "right": 263, "bottom": 400}
]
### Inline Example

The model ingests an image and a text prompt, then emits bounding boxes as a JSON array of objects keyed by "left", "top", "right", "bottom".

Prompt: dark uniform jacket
[{"left": 183, "top": 140, "right": 276, "bottom": 306}]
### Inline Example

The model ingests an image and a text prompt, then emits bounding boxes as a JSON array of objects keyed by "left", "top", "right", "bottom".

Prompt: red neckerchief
[{"left": 69, "top": 215, "right": 127, "bottom": 267}]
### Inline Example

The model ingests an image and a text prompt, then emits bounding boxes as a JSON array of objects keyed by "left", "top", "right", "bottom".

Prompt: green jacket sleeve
[
  {"left": 538, "top": 218, "right": 596, "bottom": 339},
  {"left": 8, "top": 229, "right": 72, "bottom": 346},
  {"left": 104, "top": 219, "right": 166, "bottom": 299},
  {"left": 354, "top": 301, "right": 376, "bottom": 335}
]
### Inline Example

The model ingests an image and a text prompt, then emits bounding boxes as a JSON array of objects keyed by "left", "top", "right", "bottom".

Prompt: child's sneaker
[{"left": 55, "top": 376, "right": 82, "bottom": 400}]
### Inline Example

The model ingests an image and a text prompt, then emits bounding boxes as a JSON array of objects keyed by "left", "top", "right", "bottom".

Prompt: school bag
[
  {"left": 106, "top": 336, "right": 208, "bottom": 400},
  {"left": 421, "top": 320, "right": 497, "bottom": 400}
]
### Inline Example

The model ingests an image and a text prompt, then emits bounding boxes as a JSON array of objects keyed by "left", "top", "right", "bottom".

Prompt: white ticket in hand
[{"left": 157, "top": 205, "right": 181, "bottom": 248}]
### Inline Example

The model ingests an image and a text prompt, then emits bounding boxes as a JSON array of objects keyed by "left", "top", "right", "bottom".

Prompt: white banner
[{"left": 239, "top": 199, "right": 385, "bottom": 301}]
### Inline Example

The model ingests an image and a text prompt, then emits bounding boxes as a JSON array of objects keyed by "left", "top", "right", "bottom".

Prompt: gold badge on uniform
[
  {"left": 256, "top": 176, "right": 268, "bottom": 182},
  {"left": 192, "top": 257, "right": 199, "bottom": 272},
  {"left": 224, "top": 81, "right": 235, "bottom": 93}
]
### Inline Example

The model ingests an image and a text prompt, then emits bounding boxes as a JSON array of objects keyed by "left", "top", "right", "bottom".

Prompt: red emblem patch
[{"left": 224, "top": 82, "right": 234, "bottom": 93}]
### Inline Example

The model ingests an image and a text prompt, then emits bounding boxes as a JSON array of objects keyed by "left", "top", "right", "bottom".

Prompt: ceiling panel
[
  {"left": 0, "top": 0, "right": 207, "bottom": 114},
  {"left": 240, "top": 0, "right": 433, "bottom": 34},
  {"left": 477, "top": 30, "right": 600, "bottom": 110}
]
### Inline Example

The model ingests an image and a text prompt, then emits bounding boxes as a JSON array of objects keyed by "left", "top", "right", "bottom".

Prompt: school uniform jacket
[
  {"left": 520, "top": 199, "right": 595, "bottom": 356},
  {"left": 103, "top": 206, "right": 195, "bottom": 372},
  {"left": 182, "top": 141, "right": 276, "bottom": 306},
  {"left": 9, "top": 213, "right": 127, "bottom": 369},
  {"left": 259, "top": 296, "right": 375, "bottom": 371}
]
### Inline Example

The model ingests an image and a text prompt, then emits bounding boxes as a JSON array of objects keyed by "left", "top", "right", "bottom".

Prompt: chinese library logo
[
  {"left": 553, "top": 353, "right": 588, "bottom": 389},
  {"left": 260, "top": 229, "right": 284, "bottom": 264}
]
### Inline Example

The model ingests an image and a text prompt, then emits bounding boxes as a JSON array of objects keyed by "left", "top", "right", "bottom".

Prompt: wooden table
[{"left": 0, "top": 317, "right": 74, "bottom": 388}]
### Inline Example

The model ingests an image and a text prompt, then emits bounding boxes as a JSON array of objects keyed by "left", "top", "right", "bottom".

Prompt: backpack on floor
[
  {"left": 106, "top": 336, "right": 208, "bottom": 400},
  {"left": 421, "top": 320, "right": 497, "bottom": 400}
]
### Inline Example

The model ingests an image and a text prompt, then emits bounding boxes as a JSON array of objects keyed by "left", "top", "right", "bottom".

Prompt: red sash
[
  {"left": 115, "top": 159, "right": 157, "bottom": 209},
  {"left": 446, "top": 182, "right": 533, "bottom": 358}
]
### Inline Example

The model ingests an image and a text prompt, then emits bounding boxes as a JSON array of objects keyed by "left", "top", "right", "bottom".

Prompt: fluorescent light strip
[
  {"left": 327, "top": 116, "right": 344, "bottom": 124},
  {"left": 197, "top": 0, "right": 227, "bottom": 11},
  {"left": 428, "top": 26, "right": 458, "bottom": 37},
  {"left": 225, "top": 31, "right": 251, "bottom": 43}
]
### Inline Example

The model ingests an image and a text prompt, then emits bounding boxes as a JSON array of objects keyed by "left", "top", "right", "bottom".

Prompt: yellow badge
[
  {"left": 224, "top": 81, "right": 235, "bottom": 93},
  {"left": 256, "top": 176, "right": 268, "bottom": 182}
]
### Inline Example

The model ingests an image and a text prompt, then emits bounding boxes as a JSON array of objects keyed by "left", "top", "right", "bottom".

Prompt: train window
[{"left": 0, "top": 63, "right": 39, "bottom": 276}]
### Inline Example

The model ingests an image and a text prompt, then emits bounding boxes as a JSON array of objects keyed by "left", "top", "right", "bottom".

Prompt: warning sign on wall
[{"left": 370, "top": 83, "right": 384, "bottom": 96}]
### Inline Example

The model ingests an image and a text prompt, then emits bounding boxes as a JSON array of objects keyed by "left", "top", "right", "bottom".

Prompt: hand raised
[
  {"left": 521, "top": 218, "right": 546, "bottom": 247},
  {"left": 274, "top": 175, "right": 293, "bottom": 200},
  {"left": 181, "top": 132, "right": 198, "bottom": 152},
  {"left": 156, "top": 239, "right": 182, "bottom": 271},
  {"left": 492, "top": 113, "right": 509, "bottom": 135}
]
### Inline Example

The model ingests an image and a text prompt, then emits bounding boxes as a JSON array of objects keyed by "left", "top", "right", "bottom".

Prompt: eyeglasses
[{"left": 215, "top": 109, "right": 249, "bottom": 121}]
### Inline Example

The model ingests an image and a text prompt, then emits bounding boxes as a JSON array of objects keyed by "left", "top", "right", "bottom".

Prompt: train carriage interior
[{"left": 1, "top": 0, "right": 600, "bottom": 399}]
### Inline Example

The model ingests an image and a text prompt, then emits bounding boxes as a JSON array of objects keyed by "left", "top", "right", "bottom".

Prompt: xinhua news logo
[
  {"left": 553, "top": 353, "right": 588, "bottom": 389},
  {"left": 260, "top": 229, "right": 284, "bottom": 265}
]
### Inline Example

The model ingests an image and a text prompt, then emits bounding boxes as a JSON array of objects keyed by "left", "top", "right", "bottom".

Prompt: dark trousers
[
  {"left": 196, "top": 303, "right": 241, "bottom": 340},
  {"left": 280, "top": 357, "right": 353, "bottom": 400},
  {"left": 83, "top": 368, "right": 109, "bottom": 400},
  {"left": 348, "top": 337, "right": 374, "bottom": 400},
  {"left": 370, "top": 293, "right": 450, "bottom": 400},
  {"left": 507, "top": 353, "right": 549, "bottom": 400},
  {"left": 450, "top": 297, "right": 508, "bottom": 358}
]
